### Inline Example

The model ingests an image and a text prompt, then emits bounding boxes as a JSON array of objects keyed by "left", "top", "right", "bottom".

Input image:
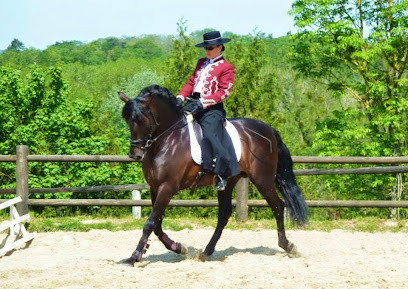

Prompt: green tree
[
  {"left": 131, "top": 38, "right": 164, "bottom": 59},
  {"left": 7, "top": 39, "right": 25, "bottom": 51},
  {"left": 162, "top": 19, "right": 198, "bottom": 94},
  {"left": 101, "top": 69, "right": 163, "bottom": 136},
  {"left": 290, "top": 0, "right": 408, "bottom": 217},
  {"left": 0, "top": 65, "right": 145, "bottom": 215},
  {"left": 273, "top": 68, "right": 341, "bottom": 153},
  {"left": 290, "top": 0, "right": 408, "bottom": 155},
  {"left": 225, "top": 32, "right": 280, "bottom": 123}
]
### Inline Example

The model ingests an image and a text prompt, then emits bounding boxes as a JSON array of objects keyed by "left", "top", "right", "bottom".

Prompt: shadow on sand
[{"left": 117, "top": 245, "right": 284, "bottom": 267}]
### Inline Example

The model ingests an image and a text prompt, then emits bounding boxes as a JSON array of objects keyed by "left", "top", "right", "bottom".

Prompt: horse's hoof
[
  {"left": 177, "top": 243, "right": 188, "bottom": 255},
  {"left": 196, "top": 249, "right": 209, "bottom": 262},
  {"left": 120, "top": 250, "right": 143, "bottom": 266},
  {"left": 287, "top": 243, "right": 301, "bottom": 258},
  {"left": 119, "top": 257, "right": 136, "bottom": 267}
]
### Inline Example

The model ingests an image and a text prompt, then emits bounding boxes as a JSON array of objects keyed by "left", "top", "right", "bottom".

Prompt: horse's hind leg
[
  {"left": 200, "top": 176, "right": 239, "bottom": 260},
  {"left": 251, "top": 177, "right": 299, "bottom": 257}
]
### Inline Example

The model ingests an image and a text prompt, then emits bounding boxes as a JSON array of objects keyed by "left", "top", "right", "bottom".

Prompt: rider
[{"left": 175, "top": 30, "right": 240, "bottom": 191}]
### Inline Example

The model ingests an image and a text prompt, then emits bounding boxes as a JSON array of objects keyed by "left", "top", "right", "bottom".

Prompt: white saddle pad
[{"left": 186, "top": 114, "right": 242, "bottom": 165}]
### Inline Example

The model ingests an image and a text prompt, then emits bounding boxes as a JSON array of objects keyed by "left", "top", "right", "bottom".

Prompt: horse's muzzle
[{"left": 129, "top": 152, "right": 143, "bottom": 162}]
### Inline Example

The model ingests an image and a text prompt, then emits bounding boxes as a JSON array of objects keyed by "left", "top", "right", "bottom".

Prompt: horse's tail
[{"left": 275, "top": 131, "right": 308, "bottom": 225}]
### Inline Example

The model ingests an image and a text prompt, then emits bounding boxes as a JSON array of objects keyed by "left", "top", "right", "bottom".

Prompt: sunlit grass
[{"left": 15, "top": 215, "right": 407, "bottom": 233}]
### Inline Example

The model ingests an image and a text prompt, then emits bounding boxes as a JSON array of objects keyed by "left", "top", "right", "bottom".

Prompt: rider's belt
[{"left": 192, "top": 92, "right": 201, "bottom": 99}]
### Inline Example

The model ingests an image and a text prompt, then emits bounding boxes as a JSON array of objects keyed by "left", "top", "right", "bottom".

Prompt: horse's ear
[{"left": 118, "top": 91, "right": 129, "bottom": 103}]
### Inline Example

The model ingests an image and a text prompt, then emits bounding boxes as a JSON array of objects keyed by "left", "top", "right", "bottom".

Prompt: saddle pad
[{"left": 186, "top": 114, "right": 242, "bottom": 165}]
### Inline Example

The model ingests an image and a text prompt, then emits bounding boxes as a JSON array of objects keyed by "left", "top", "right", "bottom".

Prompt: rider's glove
[{"left": 182, "top": 99, "right": 203, "bottom": 114}]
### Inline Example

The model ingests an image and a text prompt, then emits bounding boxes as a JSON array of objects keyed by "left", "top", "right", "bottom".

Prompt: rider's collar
[{"left": 208, "top": 54, "right": 223, "bottom": 64}]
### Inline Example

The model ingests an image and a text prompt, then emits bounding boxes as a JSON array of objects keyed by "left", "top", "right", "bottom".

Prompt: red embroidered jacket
[{"left": 177, "top": 56, "right": 234, "bottom": 109}]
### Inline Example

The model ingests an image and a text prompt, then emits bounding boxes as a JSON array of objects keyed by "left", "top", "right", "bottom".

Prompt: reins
[
  {"left": 130, "top": 108, "right": 186, "bottom": 151},
  {"left": 246, "top": 128, "right": 273, "bottom": 153}
]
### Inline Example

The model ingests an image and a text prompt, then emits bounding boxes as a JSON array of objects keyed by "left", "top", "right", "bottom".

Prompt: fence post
[
  {"left": 16, "top": 145, "right": 29, "bottom": 216},
  {"left": 236, "top": 178, "right": 249, "bottom": 222},
  {"left": 132, "top": 190, "right": 141, "bottom": 219}
]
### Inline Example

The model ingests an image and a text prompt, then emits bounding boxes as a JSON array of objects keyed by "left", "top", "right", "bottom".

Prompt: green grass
[{"left": 2, "top": 215, "right": 405, "bottom": 233}]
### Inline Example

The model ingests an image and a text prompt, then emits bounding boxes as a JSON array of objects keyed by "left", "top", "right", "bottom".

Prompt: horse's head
[{"left": 119, "top": 85, "right": 182, "bottom": 161}]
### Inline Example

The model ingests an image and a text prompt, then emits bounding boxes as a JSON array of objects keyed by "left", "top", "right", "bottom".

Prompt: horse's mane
[{"left": 122, "top": 85, "right": 182, "bottom": 122}]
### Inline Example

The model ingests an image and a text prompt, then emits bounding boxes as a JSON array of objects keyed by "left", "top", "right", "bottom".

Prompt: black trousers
[{"left": 195, "top": 102, "right": 240, "bottom": 178}]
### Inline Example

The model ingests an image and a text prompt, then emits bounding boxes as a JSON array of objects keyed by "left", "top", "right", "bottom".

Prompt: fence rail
[
  {"left": 0, "top": 184, "right": 150, "bottom": 195},
  {"left": 1, "top": 146, "right": 408, "bottom": 222},
  {"left": 1, "top": 199, "right": 407, "bottom": 208},
  {"left": 4, "top": 154, "right": 408, "bottom": 163},
  {"left": 292, "top": 156, "right": 408, "bottom": 164}
]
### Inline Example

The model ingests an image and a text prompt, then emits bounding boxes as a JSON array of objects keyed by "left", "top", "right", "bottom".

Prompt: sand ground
[{"left": 1, "top": 228, "right": 407, "bottom": 289}]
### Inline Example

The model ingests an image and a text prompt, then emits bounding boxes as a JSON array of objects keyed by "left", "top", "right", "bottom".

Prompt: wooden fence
[{"left": 1, "top": 145, "right": 408, "bottom": 222}]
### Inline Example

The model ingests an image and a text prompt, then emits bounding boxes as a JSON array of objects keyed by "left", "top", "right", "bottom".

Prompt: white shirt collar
[{"left": 208, "top": 54, "right": 223, "bottom": 64}]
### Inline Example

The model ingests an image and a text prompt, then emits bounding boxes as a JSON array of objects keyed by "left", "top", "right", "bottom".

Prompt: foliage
[
  {"left": 0, "top": 36, "right": 171, "bottom": 68},
  {"left": 100, "top": 69, "right": 164, "bottom": 146},
  {"left": 162, "top": 19, "right": 198, "bottom": 94},
  {"left": 0, "top": 65, "right": 144, "bottom": 215},
  {"left": 131, "top": 37, "right": 165, "bottom": 59},
  {"left": 290, "top": 0, "right": 408, "bottom": 217},
  {"left": 225, "top": 31, "right": 280, "bottom": 123},
  {"left": 7, "top": 39, "right": 25, "bottom": 52},
  {"left": 273, "top": 68, "right": 343, "bottom": 153},
  {"left": 290, "top": 0, "right": 408, "bottom": 155}
]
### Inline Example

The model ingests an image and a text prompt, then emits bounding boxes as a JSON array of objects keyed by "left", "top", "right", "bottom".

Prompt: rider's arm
[{"left": 177, "top": 59, "right": 206, "bottom": 101}]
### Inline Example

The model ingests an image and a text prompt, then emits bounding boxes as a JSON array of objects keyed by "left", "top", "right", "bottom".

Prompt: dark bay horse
[{"left": 119, "top": 85, "right": 308, "bottom": 265}]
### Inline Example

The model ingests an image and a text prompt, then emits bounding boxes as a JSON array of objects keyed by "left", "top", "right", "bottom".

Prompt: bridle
[
  {"left": 130, "top": 106, "right": 159, "bottom": 151},
  {"left": 129, "top": 102, "right": 185, "bottom": 152}
]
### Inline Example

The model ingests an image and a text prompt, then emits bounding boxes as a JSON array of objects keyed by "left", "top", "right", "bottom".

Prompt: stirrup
[{"left": 214, "top": 175, "right": 227, "bottom": 191}]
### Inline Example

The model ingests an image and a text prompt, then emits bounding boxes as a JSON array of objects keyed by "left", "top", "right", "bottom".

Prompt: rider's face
[{"left": 204, "top": 45, "right": 222, "bottom": 59}]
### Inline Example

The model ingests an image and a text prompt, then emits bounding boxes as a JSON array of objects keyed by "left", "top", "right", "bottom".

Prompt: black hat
[{"left": 195, "top": 31, "right": 231, "bottom": 47}]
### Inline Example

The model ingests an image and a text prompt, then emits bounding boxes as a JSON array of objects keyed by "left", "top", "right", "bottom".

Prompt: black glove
[
  {"left": 175, "top": 97, "right": 184, "bottom": 107},
  {"left": 182, "top": 99, "right": 203, "bottom": 114}
]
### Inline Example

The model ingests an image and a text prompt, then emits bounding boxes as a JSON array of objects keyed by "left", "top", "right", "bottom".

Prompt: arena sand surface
[{"left": 1, "top": 228, "right": 407, "bottom": 289}]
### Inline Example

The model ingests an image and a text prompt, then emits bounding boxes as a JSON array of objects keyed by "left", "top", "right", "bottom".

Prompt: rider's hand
[
  {"left": 175, "top": 96, "right": 184, "bottom": 107},
  {"left": 182, "top": 99, "right": 203, "bottom": 114}
]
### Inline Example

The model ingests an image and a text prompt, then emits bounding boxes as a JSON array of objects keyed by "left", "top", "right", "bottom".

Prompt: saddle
[{"left": 185, "top": 114, "right": 242, "bottom": 165}]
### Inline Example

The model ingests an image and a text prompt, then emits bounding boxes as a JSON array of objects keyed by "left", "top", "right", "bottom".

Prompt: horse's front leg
[
  {"left": 144, "top": 193, "right": 187, "bottom": 255},
  {"left": 121, "top": 184, "right": 174, "bottom": 266},
  {"left": 154, "top": 218, "right": 188, "bottom": 255}
]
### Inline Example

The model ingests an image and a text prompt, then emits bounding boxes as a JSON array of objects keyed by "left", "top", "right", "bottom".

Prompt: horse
[{"left": 119, "top": 84, "right": 308, "bottom": 265}]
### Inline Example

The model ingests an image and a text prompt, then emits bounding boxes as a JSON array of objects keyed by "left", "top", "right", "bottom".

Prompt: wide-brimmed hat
[{"left": 195, "top": 31, "right": 231, "bottom": 47}]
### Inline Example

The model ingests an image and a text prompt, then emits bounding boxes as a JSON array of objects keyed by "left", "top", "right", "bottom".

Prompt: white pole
[
  {"left": 132, "top": 190, "right": 141, "bottom": 219},
  {"left": 10, "top": 205, "right": 20, "bottom": 236}
]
